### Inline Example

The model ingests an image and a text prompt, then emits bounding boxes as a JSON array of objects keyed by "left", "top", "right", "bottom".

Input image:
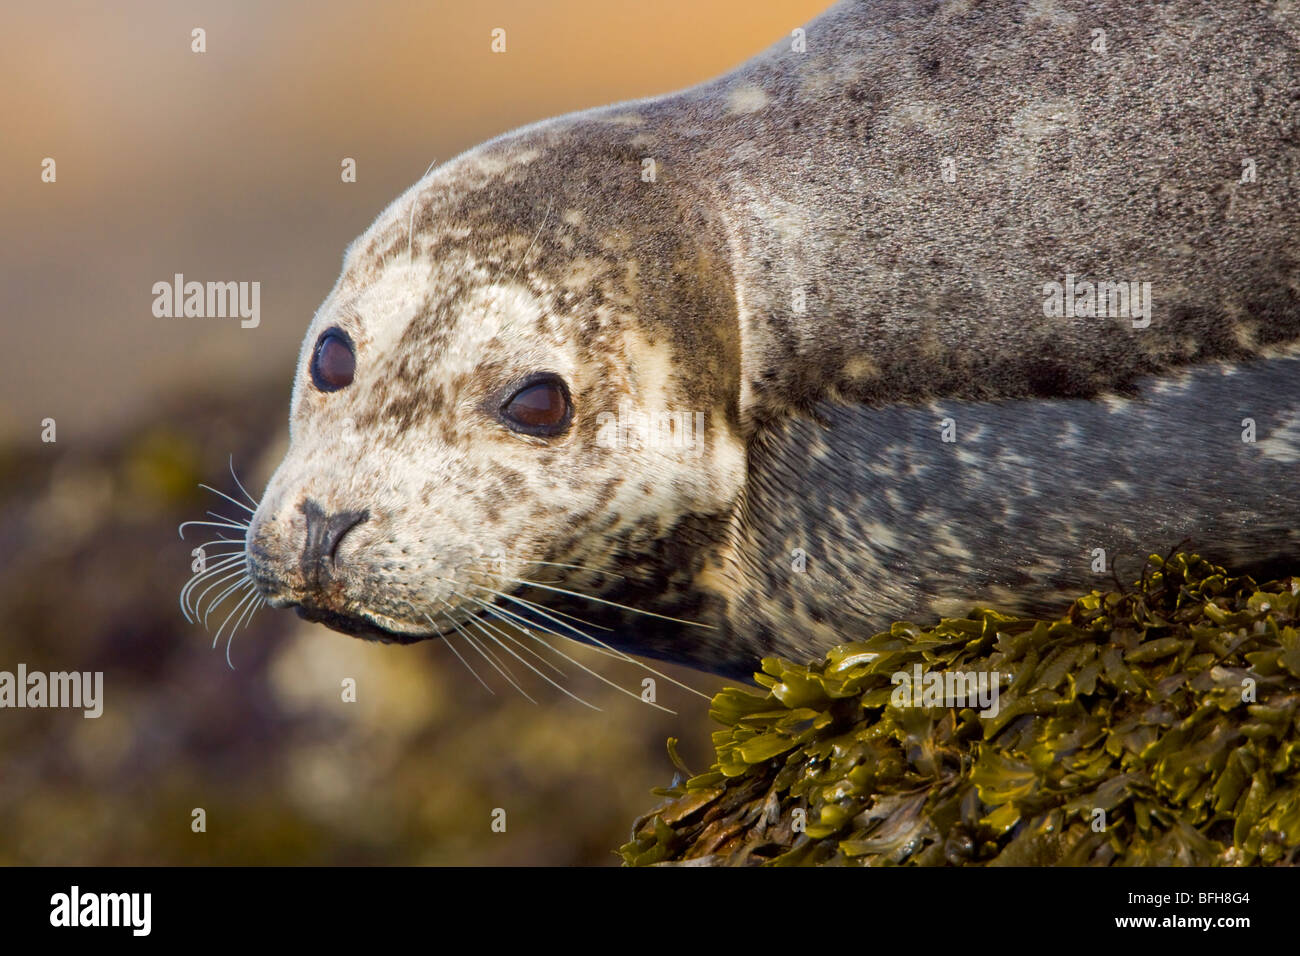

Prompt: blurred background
[{"left": 0, "top": 0, "right": 832, "bottom": 864}]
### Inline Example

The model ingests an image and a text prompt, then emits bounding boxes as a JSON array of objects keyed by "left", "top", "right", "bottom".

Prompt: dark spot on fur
[{"left": 1024, "top": 358, "right": 1095, "bottom": 398}]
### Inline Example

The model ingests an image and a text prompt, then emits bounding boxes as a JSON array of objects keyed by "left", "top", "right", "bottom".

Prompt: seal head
[{"left": 246, "top": 122, "right": 752, "bottom": 668}]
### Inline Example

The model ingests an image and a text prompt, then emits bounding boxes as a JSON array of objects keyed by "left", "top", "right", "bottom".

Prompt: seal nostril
[{"left": 299, "top": 499, "right": 370, "bottom": 581}]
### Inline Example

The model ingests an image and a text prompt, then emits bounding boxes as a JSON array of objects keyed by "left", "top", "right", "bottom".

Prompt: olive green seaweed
[{"left": 621, "top": 554, "right": 1300, "bottom": 866}]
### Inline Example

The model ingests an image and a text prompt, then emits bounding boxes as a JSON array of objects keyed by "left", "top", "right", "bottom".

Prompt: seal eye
[
  {"left": 311, "top": 328, "right": 355, "bottom": 392},
  {"left": 500, "top": 375, "right": 571, "bottom": 436}
]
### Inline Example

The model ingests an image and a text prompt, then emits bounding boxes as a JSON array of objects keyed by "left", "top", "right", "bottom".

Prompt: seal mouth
[{"left": 292, "top": 604, "right": 434, "bottom": 645}]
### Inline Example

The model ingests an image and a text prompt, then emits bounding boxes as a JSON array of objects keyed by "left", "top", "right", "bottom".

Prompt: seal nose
[{"left": 299, "top": 499, "right": 369, "bottom": 582}]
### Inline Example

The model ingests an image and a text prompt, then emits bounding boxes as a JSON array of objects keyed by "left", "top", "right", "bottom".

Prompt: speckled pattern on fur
[{"left": 248, "top": 0, "right": 1299, "bottom": 678}]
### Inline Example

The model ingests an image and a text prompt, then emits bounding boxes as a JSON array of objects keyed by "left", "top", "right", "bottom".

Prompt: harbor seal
[{"left": 191, "top": 0, "right": 1300, "bottom": 680}]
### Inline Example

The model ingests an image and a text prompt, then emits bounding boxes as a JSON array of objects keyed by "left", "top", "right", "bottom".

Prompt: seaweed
[{"left": 621, "top": 553, "right": 1300, "bottom": 866}]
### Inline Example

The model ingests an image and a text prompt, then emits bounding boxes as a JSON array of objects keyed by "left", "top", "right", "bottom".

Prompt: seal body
[{"left": 243, "top": 0, "right": 1300, "bottom": 678}]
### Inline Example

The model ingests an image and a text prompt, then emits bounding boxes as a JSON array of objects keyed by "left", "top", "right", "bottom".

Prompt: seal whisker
[
  {"left": 179, "top": 467, "right": 261, "bottom": 650},
  {"left": 214, "top": 585, "right": 260, "bottom": 666},
  {"left": 227, "top": 593, "right": 264, "bottom": 658},
  {"left": 523, "top": 561, "right": 623, "bottom": 579},
  {"left": 467, "top": 584, "right": 601, "bottom": 644},
  {"left": 469, "top": 555, "right": 627, "bottom": 581},
  {"left": 444, "top": 591, "right": 566, "bottom": 677},
  {"left": 191, "top": 537, "right": 249, "bottom": 550},
  {"left": 186, "top": 551, "right": 246, "bottom": 582},
  {"left": 181, "top": 554, "right": 247, "bottom": 621},
  {"left": 182, "top": 572, "right": 237, "bottom": 624},
  {"left": 185, "top": 555, "right": 247, "bottom": 583},
  {"left": 433, "top": 605, "right": 535, "bottom": 703},
  {"left": 470, "top": 591, "right": 618, "bottom": 634},
  {"left": 225, "top": 604, "right": 256, "bottom": 667},
  {"left": 447, "top": 616, "right": 515, "bottom": 683},
  {"left": 178, "top": 518, "right": 250, "bottom": 537},
  {"left": 211, "top": 581, "right": 258, "bottom": 651},
  {"left": 475, "top": 571, "right": 717, "bottom": 630},
  {"left": 426, "top": 611, "right": 494, "bottom": 695},
  {"left": 468, "top": 595, "right": 676, "bottom": 713},
  {"left": 506, "top": 197, "right": 553, "bottom": 286},
  {"left": 188, "top": 552, "right": 247, "bottom": 572},
  {"left": 467, "top": 582, "right": 707, "bottom": 702},
  {"left": 497, "top": 599, "right": 706, "bottom": 701},
  {"left": 466, "top": 589, "right": 630, "bottom": 661},
  {"left": 226, "top": 456, "right": 261, "bottom": 509},
  {"left": 201, "top": 574, "right": 255, "bottom": 628},
  {"left": 198, "top": 484, "right": 256, "bottom": 516},
  {"left": 440, "top": 596, "right": 603, "bottom": 711},
  {"left": 199, "top": 578, "right": 250, "bottom": 629},
  {"left": 205, "top": 510, "right": 249, "bottom": 526},
  {"left": 186, "top": 563, "right": 250, "bottom": 621},
  {"left": 515, "top": 601, "right": 615, "bottom": 633},
  {"left": 185, "top": 548, "right": 247, "bottom": 568}
]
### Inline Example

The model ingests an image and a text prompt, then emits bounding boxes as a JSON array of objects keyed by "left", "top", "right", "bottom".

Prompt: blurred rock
[{"left": 0, "top": 378, "right": 720, "bottom": 865}]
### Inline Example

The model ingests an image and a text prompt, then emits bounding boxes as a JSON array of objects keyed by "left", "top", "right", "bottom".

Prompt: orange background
[{"left": 2, "top": 0, "right": 833, "bottom": 445}]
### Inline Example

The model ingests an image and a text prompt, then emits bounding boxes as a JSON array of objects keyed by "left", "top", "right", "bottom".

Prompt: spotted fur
[{"left": 248, "top": 0, "right": 1299, "bottom": 678}]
